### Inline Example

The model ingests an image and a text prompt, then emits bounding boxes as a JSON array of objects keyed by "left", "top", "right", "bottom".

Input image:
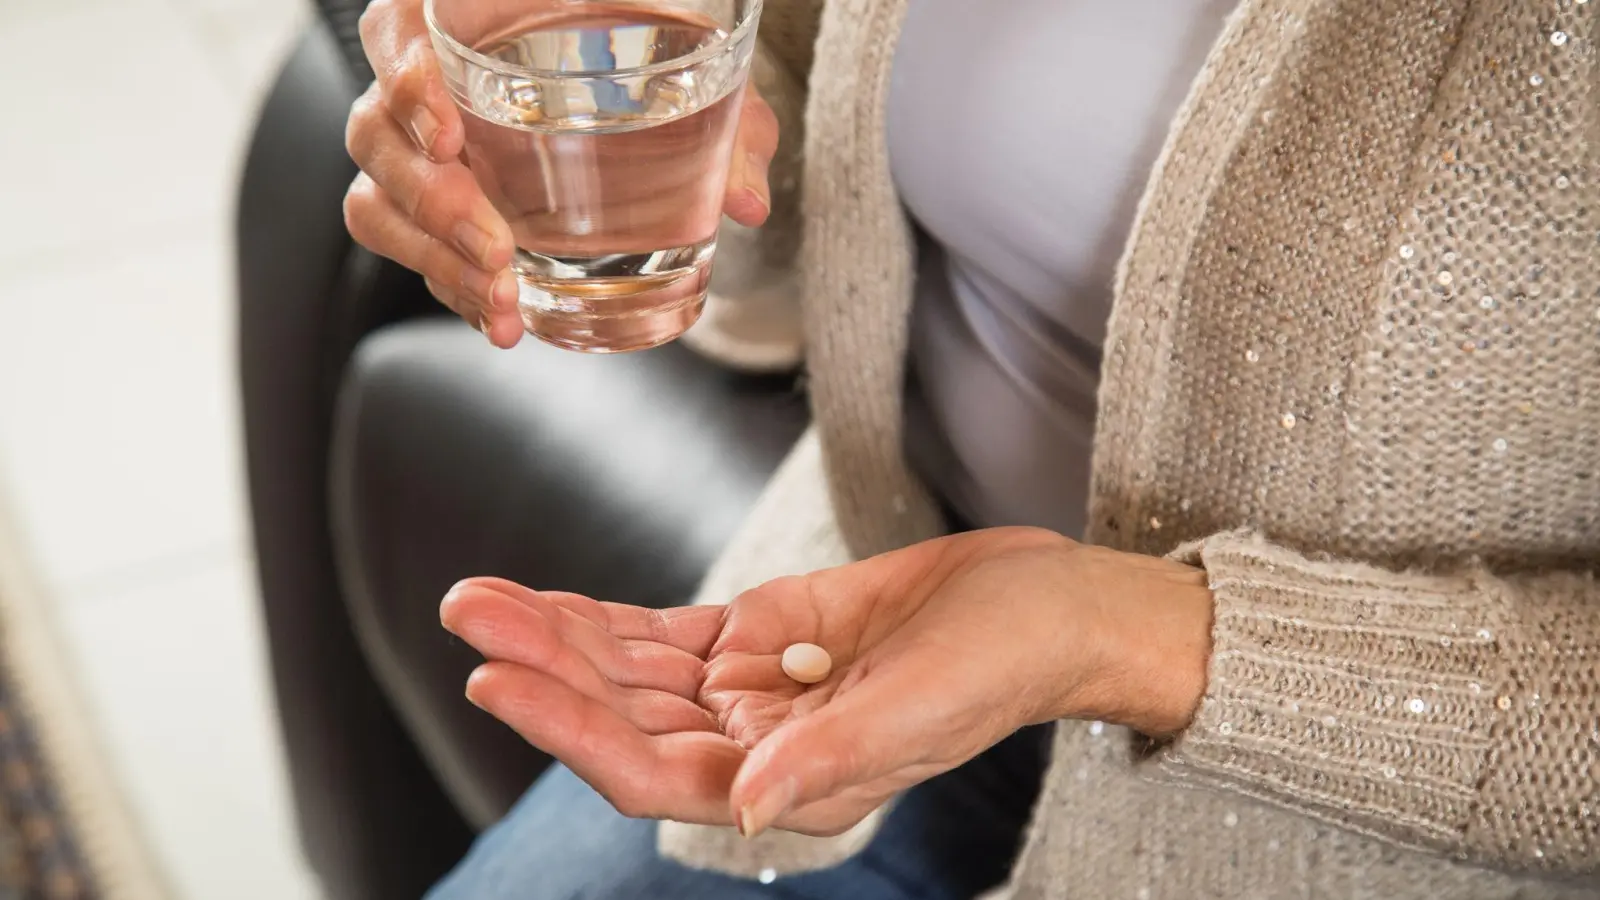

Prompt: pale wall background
[{"left": 0, "top": 0, "right": 322, "bottom": 896}]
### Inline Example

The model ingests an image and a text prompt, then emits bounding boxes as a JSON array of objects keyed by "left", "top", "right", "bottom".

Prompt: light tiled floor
[{"left": 0, "top": 0, "right": 319, "bottom": 897}]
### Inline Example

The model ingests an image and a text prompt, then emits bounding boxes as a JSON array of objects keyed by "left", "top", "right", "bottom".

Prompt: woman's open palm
[{"left": 441, "top": 529, "right": 1210, "bottom": 839}]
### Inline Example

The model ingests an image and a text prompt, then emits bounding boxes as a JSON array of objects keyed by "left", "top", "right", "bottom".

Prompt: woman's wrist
[
  {"left": 1121, "top": 572, "right": 1214, "bottom": 738},
  {"left": 1038, "top": 545, "right": 1215, "bottom": 738}
]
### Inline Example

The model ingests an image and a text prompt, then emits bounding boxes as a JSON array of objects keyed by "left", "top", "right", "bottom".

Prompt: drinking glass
[{"left": 426, "top": 0, "right": 763, "bottom": 352}]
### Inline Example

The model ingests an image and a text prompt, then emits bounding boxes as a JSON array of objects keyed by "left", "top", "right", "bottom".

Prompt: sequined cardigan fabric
[{"left": 658, "top": 0, "right": 1600, "bottom": 895}]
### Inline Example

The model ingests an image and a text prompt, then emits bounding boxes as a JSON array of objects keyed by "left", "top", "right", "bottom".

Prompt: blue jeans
[{"left": 427, "top": 724, "right": 1053, "bottom": 900}]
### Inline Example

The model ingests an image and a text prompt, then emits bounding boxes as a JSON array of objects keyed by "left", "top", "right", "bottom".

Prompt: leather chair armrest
[{"left": 238, "top": 20, "right": 474, "bottom": 900}]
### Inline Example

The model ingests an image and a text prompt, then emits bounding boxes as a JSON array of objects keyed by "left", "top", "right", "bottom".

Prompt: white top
[{"left": 890, "top": 0, "right": 1237, "bottom": 535}]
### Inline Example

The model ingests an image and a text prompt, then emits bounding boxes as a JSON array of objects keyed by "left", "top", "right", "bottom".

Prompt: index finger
[
  {"left": 449, "top": 578, "right": 729, "bottom": 656},
  {"left": 359, "top": 0, "right": 464, "bottom": 160}
]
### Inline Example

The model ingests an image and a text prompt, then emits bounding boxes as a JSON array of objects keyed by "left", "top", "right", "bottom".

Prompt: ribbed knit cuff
[{"left": 1156, "top": 531, "right": 1511, "bottom": 848}]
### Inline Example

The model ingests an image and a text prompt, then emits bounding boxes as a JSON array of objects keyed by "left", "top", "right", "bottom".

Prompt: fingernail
[
  {"left": 452, "top": 221, "right": 496, "bottom": 268},
  {"left": 410, "top": 107, "right": 442, "bottom": 157},
  {"left": 738, "top": 778, "right": 795, "bottom": 840},
  {"left": 491, "top": 269, "right": 520, "bottom": 310},
  {"left": 745, "top": 151, "right": 771, "bottom": 214},
  {"left": 477, "top": 312, "right": 495, "bottom": 338},
  {"left": 461, "top": 266, "right": 496, "bottom": 302}
]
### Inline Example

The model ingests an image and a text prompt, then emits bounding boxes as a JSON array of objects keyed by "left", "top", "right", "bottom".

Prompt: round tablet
[{"left": 781, "top": 643, "right": 832, "bottom": 685}]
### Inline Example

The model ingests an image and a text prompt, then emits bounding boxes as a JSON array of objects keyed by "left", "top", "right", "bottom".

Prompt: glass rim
[{"left": 423, "top": 0, "right": 765, "bottom": 80}]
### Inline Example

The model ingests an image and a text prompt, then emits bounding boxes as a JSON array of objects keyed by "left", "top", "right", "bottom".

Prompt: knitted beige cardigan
[{"left": 662, "top": 0, "right": 1600, "bottom": 896}]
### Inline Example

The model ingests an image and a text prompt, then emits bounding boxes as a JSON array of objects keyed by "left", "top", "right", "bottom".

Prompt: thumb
[
  {"left": 729, "top": 677, "right": 927, "bottom": 839},
  {"left": 721, "top": 88, "right": 778, "bottom": 227}
]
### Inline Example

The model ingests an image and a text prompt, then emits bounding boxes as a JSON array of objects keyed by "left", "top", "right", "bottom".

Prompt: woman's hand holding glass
[{"left": 341, "top": 0, "right": 780, "bottom": 349}]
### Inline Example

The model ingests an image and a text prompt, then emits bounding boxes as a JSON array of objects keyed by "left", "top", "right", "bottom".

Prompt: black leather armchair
[{"left": 235, "top": 10, "right": 808, "bottom": 898}]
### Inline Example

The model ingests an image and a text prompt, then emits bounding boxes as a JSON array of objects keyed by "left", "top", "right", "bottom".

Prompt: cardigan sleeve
[
  {"left": 1161, "top": 530, "right": 1599, "bottom": 878},
  {"left": 753, "top": 0, "right": 826, "bottom": 78},
  {"left": 679, "top": 1, "right": 821, "bottom": 372}
]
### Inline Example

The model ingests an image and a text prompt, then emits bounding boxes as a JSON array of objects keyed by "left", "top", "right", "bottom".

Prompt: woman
[{"left": 342, "top": 0, "right": 1600, "bottom": 897}]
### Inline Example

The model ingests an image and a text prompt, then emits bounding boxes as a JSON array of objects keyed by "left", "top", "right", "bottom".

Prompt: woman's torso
[
  {"left": 888, "top": 0, "right": 1235, "bottom": 535},
  {"left": 876, "top": 0, "right": 1598, "bottom": 896},
  {"left": 664, "top": 1, "right": 1600, "bottom": 895}
]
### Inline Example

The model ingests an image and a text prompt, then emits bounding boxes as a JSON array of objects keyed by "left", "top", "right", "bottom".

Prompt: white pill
[{"left": 781, "top": 643, "right": 833, "bottom": 684}]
